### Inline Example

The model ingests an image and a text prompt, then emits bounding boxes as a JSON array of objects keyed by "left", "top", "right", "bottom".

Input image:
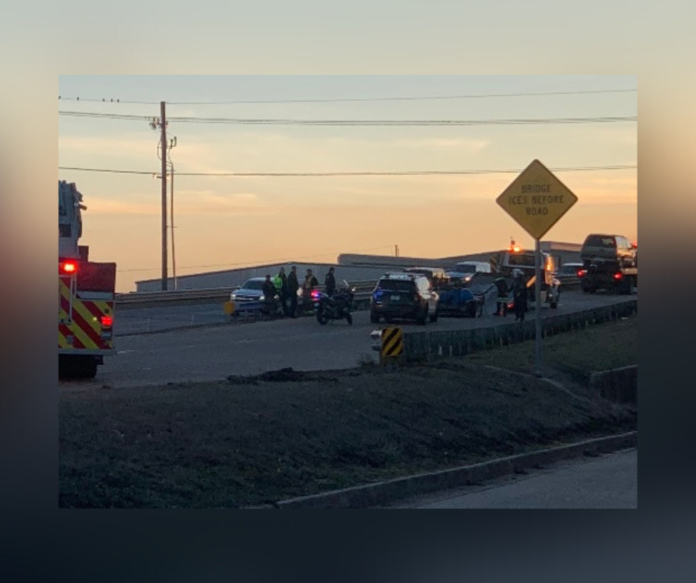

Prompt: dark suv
[
  {"left": 580, "top": 234, "right": 637, "bottom": 267},
  {"left": 370, "top": 272, "right": 439, "bottom": 325},
  {"left": 579, "top": 234, "right": 637, "bottom": 294}
]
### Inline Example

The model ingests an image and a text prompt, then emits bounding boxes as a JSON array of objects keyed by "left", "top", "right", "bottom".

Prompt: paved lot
[{"left": 61, "top": 291, "right": 635, "bottom": 388}]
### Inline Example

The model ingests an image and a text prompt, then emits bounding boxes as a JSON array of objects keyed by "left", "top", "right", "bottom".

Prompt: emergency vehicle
[
  {"left": 489, "top": 240, "right": 561, "bottom": 309},
  {"left": 59, "top": 181, "right": 116, "bottom": 379}
]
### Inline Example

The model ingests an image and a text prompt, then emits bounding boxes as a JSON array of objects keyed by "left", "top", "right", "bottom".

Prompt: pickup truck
[{"left": 578, "top": 234, "right": 637, "bottom": 294}]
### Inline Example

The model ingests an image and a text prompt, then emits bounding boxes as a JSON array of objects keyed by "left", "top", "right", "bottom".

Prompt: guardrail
[
  {"left": 401, "top": 299, "right": 638, "bottom": 362},
  {"left": 116, "top": 282, "right": 378, "bottom": 310}
]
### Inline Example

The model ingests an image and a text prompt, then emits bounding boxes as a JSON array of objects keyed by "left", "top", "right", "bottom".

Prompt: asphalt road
[
  {"left": 61, "top": 290, "right": 635, "bottom": 388},
  {"left": 389, "top": 449, "right": 638, "bottom": 509}
]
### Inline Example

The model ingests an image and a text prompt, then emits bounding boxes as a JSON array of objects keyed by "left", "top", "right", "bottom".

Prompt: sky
[{"left": 58, "top": 75, "right": 637, "bottom": 292}]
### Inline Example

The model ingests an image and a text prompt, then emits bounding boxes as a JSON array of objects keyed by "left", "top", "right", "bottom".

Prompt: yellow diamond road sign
[{"left": 496, "top": 159, "right": 578, "bottom": 240}]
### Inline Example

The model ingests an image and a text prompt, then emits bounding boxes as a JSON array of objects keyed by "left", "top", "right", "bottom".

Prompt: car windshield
[
  {"left": 507, "top": 254, "right": 536, "bottom": 267},
  {"left": 456, "top": 264, "right": 477, "bottom": 274},
  {"left": 585, "top": 235, "right": 616, "bottom": 247},
  {"left": 560, "top": 265, "right": 579, "bottom": 274},
  {"left": 378, "top": 280, "right": 416, "bottom": 292},
  {"left": 242, "top": 280, "right": 264, "bottom": 290}
]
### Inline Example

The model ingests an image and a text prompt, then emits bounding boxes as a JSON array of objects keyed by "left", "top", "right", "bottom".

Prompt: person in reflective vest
[{"left": 274, "top": 267, "right": 290, "bottom": 317}]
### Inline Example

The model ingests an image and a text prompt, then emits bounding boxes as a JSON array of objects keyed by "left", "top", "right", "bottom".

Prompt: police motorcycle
[{"left": 311, "top": 280, "right": 355, "bottom": 325}]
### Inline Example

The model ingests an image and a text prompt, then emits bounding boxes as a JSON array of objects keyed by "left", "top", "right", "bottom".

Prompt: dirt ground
[{"left": 59, "top": 315, "right": 637, "bottom": 508}]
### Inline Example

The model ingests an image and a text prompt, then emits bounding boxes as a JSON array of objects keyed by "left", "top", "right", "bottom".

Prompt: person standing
[
  {"left": 261, "top": 274, "right": 277, "bottom": 319},
  {"left": 302, "top": 268, "right": 319, "bottom": 313},
  {"left": 275, "top": 266, "right": 290, "bottom": 317},
  {"left": 492, "top": 276, "right": 509, "bottom": 316},
  {"left": 324, "top": 267, "right": 336, "bottom": 297},
  {"left": 511, "top": 269, "right": 528, "bottom": 322},
  {"left": 287, "top": 265, "right": 299, "bottom": 318}
]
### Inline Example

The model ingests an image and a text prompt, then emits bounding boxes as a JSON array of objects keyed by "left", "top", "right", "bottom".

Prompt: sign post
[{"left": 496, "top": 159, "right": 578, "bottom": 376}]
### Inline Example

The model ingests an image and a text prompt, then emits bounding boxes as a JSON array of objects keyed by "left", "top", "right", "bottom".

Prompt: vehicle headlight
[
  {"left": 230, "top": 294, "right": 237, "bottom": 300},
  {"left": 260, "top": 295, "right": 265, "bottom": 301}
]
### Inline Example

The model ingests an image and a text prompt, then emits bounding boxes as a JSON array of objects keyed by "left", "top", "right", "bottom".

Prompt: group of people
[
  {"left": 261, "top": 266, "right": 338, "bottom": 319},
  {"left": 491, "top": 268, "right": 529, "bottom": 321}
]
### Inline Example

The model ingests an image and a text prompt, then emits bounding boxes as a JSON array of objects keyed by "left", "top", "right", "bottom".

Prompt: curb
[{"left": 274, "top": 431, "right": 637, "bottom": 509}]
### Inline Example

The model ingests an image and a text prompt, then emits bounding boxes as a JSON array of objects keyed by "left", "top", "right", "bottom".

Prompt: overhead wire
[
  {"left": 58, "top": 111, "right": 636, "bottom": 126},
  {"left": 58, "top": 164, "right": 637, "bottom": 177},
  {"left": 57, "top": 88, "right": 637, "bottom": 105}
]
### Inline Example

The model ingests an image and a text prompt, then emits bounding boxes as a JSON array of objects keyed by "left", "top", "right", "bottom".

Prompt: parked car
[
  {"left": 445, "top": 270, "right": 470, "bottom": 282},
  {"left": 402, "top": 266, "right": 448, "bottom": 288},
  {"left": 230, "top": 277, "right": 281, "bottom": 316},
  {"left": 453, "top": 261, "right": 492, "bottom": 282},
  {"left": 554, "top": 262, "right": 584, "bottom": 289},
  {"left": 370, "top": 272, "right": 439, "bottom": 325}
]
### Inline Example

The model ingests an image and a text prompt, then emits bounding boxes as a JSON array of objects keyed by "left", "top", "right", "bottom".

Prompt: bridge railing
[{"left": 116, "top": 281, "right": 379, "bottom": 310}]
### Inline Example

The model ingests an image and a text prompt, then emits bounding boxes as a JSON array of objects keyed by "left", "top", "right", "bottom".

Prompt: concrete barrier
[
  {"left": 275, "top": 431, "right": 637, "bottom": 509},
  {"left": 590, "top": 365, "right": 638, "bottom": 405},
  {"left": 403, "top": 300, "right": 637, "bottom": 362}
]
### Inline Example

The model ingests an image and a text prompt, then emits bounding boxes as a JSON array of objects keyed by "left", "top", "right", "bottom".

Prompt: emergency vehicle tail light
[
  {"left": 613, "top": 272, "right": 624, "bottom": 280},
  {"left": 577, "top": 269, "right": 587, "bottom": 277},
  {"left": 101, "top": 315, "right": 113, "bottom": 328},
  {"left": 61, "top": 260, "right": 78, "bottom": 274}
]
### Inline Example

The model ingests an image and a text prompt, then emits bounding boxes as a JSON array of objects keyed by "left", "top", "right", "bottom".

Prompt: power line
[
  {"left": 57, "top": 88, "right": 637, "bottom": 105},
  {"left": 59, "top": 164, "right": 637, "bottom": 177},
  {"left": 59, "top": 111, "right": 636, "bottom": 126}
]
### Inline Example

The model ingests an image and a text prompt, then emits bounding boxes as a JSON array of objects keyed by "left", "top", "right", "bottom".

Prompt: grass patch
[
  {"left": 60, "top": 315, "right": 637, "bottom": 508},
  {"left": 467, "top": 314, "right": 637, "bottom": 384}
]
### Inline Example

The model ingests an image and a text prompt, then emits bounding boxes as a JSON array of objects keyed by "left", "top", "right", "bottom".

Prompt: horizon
[{"left": 58, "top": 75, "right": 637, "bottom": 292}]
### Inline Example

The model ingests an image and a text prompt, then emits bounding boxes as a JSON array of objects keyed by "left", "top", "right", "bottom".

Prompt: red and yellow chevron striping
[{"left": 58, "top": 277, "right": 114, "bottom": 352}]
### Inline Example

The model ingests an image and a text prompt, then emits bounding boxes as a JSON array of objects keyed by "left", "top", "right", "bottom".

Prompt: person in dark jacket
[
  {"left": 324, "top": 267, "right": 336, "bottom": 297},
  {"left": 261, "top": 274, "right": 277, "bottom": 319},
  {"left": 275, "top": 266, "right": 290, "bottom": 317},
  {"left": 287, "top": 266, "right": 299, "bottom": 318},
  {"left": 510, "top": 269, "right": 528, "bottom": 321},
  {"left": 492, "top": 276, "right": 509, "bottom": 316}
]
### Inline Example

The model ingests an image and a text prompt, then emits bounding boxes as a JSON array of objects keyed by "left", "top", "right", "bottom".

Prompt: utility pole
[
  {"left": 167, "top": 137, "right": 178, "bottom": 290},
  {"left": 160, "top": 101, "right": 168, "bottom": 290}
]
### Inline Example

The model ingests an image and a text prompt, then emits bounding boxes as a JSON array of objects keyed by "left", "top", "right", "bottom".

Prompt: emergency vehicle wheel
[{"left": 59, "top": 355, "right": 98, "bottom": 380}]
